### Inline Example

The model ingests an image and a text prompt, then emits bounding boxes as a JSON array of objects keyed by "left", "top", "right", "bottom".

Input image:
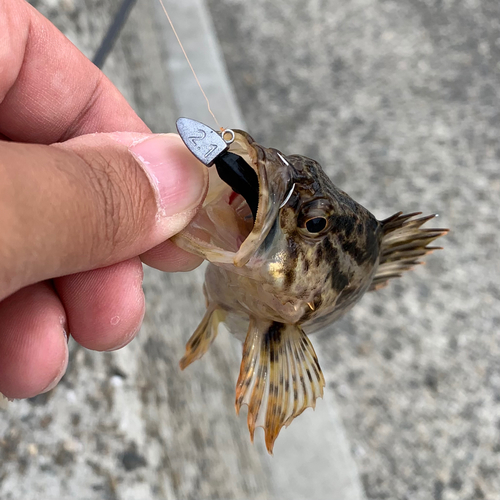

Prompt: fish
[{"left": 173, "top": 118, "right": 448, "bottom": 454}]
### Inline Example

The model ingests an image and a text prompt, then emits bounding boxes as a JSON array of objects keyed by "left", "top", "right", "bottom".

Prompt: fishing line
[
  {"left": 156, "top": 0, "right": 223, "bottom": 131},
  {"left": 93, "top": 0, "right": 223, "bottom": 131}
]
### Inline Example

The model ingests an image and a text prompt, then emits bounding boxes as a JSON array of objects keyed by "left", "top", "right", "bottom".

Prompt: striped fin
[
  {"left": 179, "top": 307, "right": 226, "bottom": 370},
  {"left": 370, "top": 212, "right": 449, "bottom": 291},
  {"left": 235, "top": 319, "right": 325, "bottom": 454}
]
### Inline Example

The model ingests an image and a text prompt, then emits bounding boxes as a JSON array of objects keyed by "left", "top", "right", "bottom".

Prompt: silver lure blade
[{"left": 176, "top": 117, "right": 228, "bottom": 167}]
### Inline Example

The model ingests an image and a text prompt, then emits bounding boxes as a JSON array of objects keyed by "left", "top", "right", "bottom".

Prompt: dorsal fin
[
  {"left": 370, "top": 212, "right": 449, "bottom": 291},
  {"left": 235, "top": 319, "right": 325, "bottom": 454}
]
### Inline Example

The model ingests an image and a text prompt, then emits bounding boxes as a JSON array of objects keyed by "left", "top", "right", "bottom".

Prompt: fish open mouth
[{"left": 173, "top": 130, "right": 291, "bottom": 268}]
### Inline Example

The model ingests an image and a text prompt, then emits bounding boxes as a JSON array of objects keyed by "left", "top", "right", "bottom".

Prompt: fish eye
[
  {"left": 297, "top": 199, "right": 331, "bottom": 236},
  {"left": 305, "top": 217, "right": 328, "bottom": 233}
]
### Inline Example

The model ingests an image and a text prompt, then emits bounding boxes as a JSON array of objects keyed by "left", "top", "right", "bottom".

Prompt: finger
[
  {"left": 141, "top": 240, "right": 204, "bottom": 272},
  {"left": 0, "top": 133, "right": 208, "bottom": 300},
  {"left": 0, "top": 0, "right": 148, "bottom": 143},
  {"left": 54, "top": 258, "right": 145, "bottom": 352},
  {"left": 0, "top": 282, "right": 68, "bottom": 399}
]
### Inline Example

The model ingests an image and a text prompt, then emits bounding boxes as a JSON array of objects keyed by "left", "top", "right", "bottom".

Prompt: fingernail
[{"left": 129, "top": 135, "right": 207, "bottom": 218}]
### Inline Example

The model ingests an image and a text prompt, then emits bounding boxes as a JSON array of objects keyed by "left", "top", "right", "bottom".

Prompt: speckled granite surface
[{"left": 204, "top": 0, "right": 500, "bottom": 498}]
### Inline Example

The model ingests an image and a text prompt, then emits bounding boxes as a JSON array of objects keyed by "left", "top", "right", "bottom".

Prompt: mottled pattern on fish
[
  {"left": 173, "top": 127, "right": 448, "bottom": 453},
  {"left": 264, "top": 153, "right": 382, "bottom": 329}
]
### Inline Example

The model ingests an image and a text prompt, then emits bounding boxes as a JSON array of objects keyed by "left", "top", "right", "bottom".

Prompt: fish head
[
  {"left": 175, "top": 129, "right": 383, "bottom": 326},
  {"left": 248, "top": 149, "right": 383, "bottom": 327}
]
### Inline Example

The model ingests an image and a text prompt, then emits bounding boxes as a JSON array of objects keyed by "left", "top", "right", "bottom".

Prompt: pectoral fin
[
  {"left": 371, "top": 212, "right": 449, "bottom": 291},
  {"left": 235, "top": 319, "right": 325, "bottom": 454},
  {"left": 179, "top": 307, "right": 226, "bottom": 370}
]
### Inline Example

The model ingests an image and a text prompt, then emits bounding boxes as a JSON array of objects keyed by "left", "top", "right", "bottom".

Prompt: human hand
[{"left": 0, "top": 0, "right": 208, "bottom": 399}]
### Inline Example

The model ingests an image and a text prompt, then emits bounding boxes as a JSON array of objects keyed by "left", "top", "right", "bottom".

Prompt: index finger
[{"left": 0, "top": 0, "right": 149, "bottom": 144}]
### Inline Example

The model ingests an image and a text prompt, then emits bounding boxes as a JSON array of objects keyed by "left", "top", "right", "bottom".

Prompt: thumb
[{"left": 0, "top": 133, "right": 208, "bottom": 299}]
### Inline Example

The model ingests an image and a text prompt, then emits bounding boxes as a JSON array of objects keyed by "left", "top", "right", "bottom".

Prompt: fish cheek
[
  {"left": 279, "top": 206, "right": 298, "bottom": 233},
  {"left": 328, "top": 257, "right": 350, "bottom": 292},
  {"left": 303, "top": 259, "right": 309, "bottom": 273},
  {"left": 314, "top": 244, "right": 324, "bottom": 268},
  {"left": 283, "top": 237, "right": 300, "bottom": 289},
  {"left": 277, "top": 208, "right": 303, "bottom": 291},
  {"left": 284, "top": 267, "right": 296, "bottom": 289},
  {"left": 322, "top": 237, "right": 350, "bottom": 292}
]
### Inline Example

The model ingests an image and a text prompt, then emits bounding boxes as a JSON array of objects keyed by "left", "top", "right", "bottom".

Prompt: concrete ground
[{"left": 1, "top": 0, "right": 499, "bottom": 499}]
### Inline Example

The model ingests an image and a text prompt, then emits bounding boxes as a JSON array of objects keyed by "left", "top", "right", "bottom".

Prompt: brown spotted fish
[{"left": 173, "top": 118, "right": 448, "bottom": 454}]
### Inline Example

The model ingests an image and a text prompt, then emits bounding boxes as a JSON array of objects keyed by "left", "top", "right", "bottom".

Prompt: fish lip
[
  {"left": 229, "top": 132, "right": 293, "bottom": 267},
  {"left": 172, "top": 130, "right": 292, "bottom": 269}
]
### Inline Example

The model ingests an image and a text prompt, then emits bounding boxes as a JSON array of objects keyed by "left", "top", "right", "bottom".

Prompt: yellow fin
[
  {"left": 179, "top": 307, "right": 226, "bottom": 370},
  {"left": 235, "top": 319, "right": 325, "bottom": 454}
]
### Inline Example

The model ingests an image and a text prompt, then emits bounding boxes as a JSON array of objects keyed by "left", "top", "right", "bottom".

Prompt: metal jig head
[
  {"left": 176, "top": 118, "right": 260, "bottom": 219},
  {"left": 176, "top": 117, "right": 231, "bottom": 166}
]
